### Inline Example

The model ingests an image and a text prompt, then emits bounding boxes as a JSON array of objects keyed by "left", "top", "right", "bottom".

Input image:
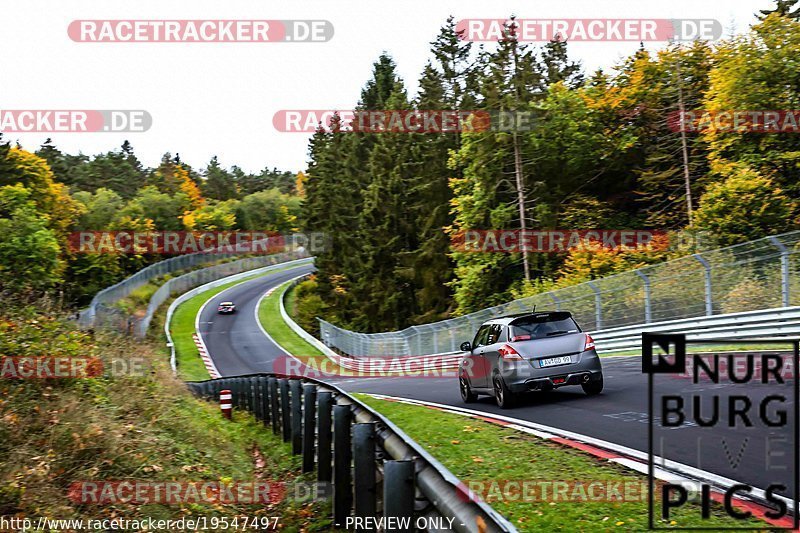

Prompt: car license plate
[{"left": 539, "top": 356, "right": 572, "bottom": 368}]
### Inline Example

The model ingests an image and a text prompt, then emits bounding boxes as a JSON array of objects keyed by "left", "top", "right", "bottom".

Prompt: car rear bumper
[
  {"left": 503, "top": 350, "right": 603, "bottom": 393},
  {"left": 510, "top": 369, "right": 602, "bottom": 392}
]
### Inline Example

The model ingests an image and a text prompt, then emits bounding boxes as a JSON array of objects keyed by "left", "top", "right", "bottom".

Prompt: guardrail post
[
  {"left": 279, "top": 379, "right": 291, "bottom": 442},
  {"left": 318, "top": 392, "right": 333, "bottom": 483},
  {"left": 333, "top": 404, "right": 352, "bottom": 527},
  {"left": 269, "top": 377, "right": 279, "bottom": 435},
  {"left": 587, "top": 281, "right": 602, "bottom": 330},
  {"left": 290, "top": 380, "right": 303, "bottom": 455},
  {"left": 231, "top": 378, "right": 241, "bottom": 409},
  {"left": 302, "top": 384, "right": 317, "bottom": 473},
  {"left": 693, "top": 253, "right": 713, "bottom": 316},
  {"left": 383, "top": 461, "right": 414, "bottom": 532},
  {"left": 769, "top": 236, "right": 791, "bottom": 307},
  {"left": 260, "top": 377, "right": 270, "bottom": 426},
  {"left": 634, "top": 270, "right": 652, "bottom": 323},
  {"left": 353, "top": 423, "right": 377, "bottom": 520},
  {"left": 249, "top": 377, "right": 258, "bottom": 413},
  {"left": 252, "top": 378, "right": 263, "bottom": 421}
]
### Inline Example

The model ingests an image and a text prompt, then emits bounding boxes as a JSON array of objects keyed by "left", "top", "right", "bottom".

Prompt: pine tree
[
  {"left": 202, "top": 156, "right": 239, "bottom": 200},
  {"left": 758, "top": 0, "right": 800, "bottom": 20}
]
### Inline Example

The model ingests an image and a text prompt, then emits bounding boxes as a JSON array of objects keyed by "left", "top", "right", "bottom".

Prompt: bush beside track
[{"left": 0, "top": 305, "right": 333, "bottom": 530}]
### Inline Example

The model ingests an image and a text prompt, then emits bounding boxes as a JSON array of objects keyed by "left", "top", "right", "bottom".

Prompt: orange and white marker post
[{"left": 220, "top": 389, "right": 232, "bottom": 419}]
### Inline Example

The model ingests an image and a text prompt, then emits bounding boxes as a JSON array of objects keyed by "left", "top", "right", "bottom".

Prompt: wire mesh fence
[
  {"left": 81, "top": 249, "right": 309, "bottom": 338},
  {"left": 319, "top": 231, "right": 800, "bottom": 357}
]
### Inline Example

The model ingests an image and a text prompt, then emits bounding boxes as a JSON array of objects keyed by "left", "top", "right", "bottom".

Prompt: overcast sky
[{"left": 2, "top": 0, "right": 767, "bottom": 174}]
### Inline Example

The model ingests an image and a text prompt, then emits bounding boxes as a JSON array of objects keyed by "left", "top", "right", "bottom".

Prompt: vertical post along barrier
[
  {"left": 318, "top": 392, "right": 333, "bottom": 483},
  {"left": 353, "top": 423, "right": 377, "bottom": 520},
  {"left": 290, "top": 380, "right": 303, "bottom": 455},
  {"left": 333, "top": 404, "right": 353, "bottom": 527},
  {"left": 383, "top": 461, "right": 415, "bottom": 533},
  {"left": 302, "top": 384, "right": 317, "bottom": 473}
]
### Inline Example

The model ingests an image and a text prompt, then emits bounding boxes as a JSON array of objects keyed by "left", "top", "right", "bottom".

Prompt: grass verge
[
  {"left": 0, "top": 305, "right": 332, "bottom": 531},
  {"left": 256, "top": 281, "right": 325, "bottom": 362},
  {"left": 353, "top": 394, "right": 770, "bottom": 532}
]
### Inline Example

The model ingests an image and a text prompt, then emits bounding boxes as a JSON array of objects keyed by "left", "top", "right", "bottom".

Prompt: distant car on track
[
  {"left": 217, "top": 301, "right": 236, "bottom": 314},
  {"left": 458, "top": 311, "right": 603, "bottom": 408}
]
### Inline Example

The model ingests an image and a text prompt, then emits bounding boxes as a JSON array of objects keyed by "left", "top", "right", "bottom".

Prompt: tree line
[
  {"left": 0, "top": 137, "right": 303, "bottom": 304},
  {"left": 299, "top": 9, "right": 800, "bottom": 334}
]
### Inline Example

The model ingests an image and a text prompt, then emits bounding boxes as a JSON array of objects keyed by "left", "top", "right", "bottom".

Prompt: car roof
[{"left": 220, "top": 301, "right": 234, "bottom": 305}]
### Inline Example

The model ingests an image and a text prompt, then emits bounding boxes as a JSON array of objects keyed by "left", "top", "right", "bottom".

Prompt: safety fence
[
  {"left": 81, "top": 250, "right": 308, "bottom": 338},
  {"left": 188, "top": 374, "right": 516, "bottom": 533},
  {"left": 319, "top": 231, "right": 800, "bottom": 356}
]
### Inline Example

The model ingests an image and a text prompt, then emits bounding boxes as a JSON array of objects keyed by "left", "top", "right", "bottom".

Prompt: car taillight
[
  {"left": 498, "top": 344, "right": 523, "bottom": 361},
  {"left": 584, "top": 334, "right": 596, "bottom": 351}
]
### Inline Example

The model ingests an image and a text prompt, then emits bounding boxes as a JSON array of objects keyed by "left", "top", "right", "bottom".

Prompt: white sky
[{"left": 2, "top": 0, "right": 766, "bottom": 174}]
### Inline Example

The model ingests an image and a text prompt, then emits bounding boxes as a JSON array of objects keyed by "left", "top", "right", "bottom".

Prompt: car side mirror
[{"left": 460, "top": 341, "right": 472, "bottom": 352}]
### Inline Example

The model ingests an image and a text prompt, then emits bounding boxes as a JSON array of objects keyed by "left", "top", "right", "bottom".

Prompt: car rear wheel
[
  {"left": 459, "top": 376, "right": 478, "bottom": 403},
  {"left": 582, "top": 375, "right": 603, "bottom": 396},
  {"left": 493, "top": 375, "right": 515, "bottom": 409}
]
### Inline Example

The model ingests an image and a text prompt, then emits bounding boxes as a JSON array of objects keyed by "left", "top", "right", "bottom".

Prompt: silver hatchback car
[{"left": 458, "top": 311, "right": 603, "bottom": 408}]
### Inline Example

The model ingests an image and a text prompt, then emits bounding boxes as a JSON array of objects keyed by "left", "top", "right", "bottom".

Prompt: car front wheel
[{"left": 493, "top": 375, "right": 515, "bottom": 409}]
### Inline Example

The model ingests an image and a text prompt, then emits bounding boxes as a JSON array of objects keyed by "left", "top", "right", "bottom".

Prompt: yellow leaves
[
  {"left": 175, "top": 165, "right": 205, "bottom": 209},
  {"left": 462, "top": 425, "right": 482, "bottom": 433},
  {"left": 471, "top": 456, "right": 484, "bottom": 463},
  {"left": 295, "top": 171, "right": 307, "bottom": 197},
  {"left": 450, "top": 440, "right": 461, "bottom": 445}
]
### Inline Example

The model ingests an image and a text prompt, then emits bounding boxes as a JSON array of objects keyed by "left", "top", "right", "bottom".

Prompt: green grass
[
  {"left": 354, "top": 395, "right": 771, "bottom": 532},
  {"left": 170, "top": 265, "right": 301, "bottom": 381},
  {"left": 256, "top": 281, "right": 325, "bottom": 361}
]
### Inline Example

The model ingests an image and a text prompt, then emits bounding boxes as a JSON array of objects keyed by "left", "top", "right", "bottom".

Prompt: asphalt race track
[
  {"left": 197, "top": 262, "right": 314, "bottom": 376},
  {"left": 200, "top": 265, "right": 797, "bottom": 503}
]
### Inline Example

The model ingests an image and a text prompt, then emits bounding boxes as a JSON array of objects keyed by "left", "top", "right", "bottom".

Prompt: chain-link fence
[
  {"left": 319, "top": 231, "right": 800, "bottom": 357},
  {"left": 81, "top": 249, "right": 309, "bottom": 338}
]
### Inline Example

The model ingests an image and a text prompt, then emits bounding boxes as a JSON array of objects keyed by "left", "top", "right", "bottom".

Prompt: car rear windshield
[{"left": 508, "top": 313, "right": 580, "bottom": 341}]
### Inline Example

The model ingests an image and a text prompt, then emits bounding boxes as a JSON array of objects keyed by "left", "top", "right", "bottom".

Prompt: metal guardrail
[
  {"left": 320, "top": 230, "right": 800, "bottom": 357},
  {"left": 82, "top": 250, "right": 309, "bottom": 338},
  {"left": 188, "top": 374, "right": 517, "bottom": 533},
  {"left": 593, "top": 306, "right": 800, "bottom": 352}
]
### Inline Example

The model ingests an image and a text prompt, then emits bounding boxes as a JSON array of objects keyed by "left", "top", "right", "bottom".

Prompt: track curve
[{"left": 200, "top": 268, "right": 796, "bottom": 502}]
